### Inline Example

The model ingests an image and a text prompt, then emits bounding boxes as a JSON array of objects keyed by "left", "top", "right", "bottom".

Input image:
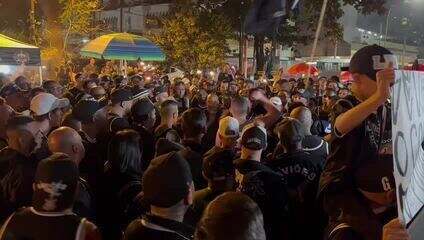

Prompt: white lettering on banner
[{"left": 392, "top": 70, "right": 424, "bottom": 239}]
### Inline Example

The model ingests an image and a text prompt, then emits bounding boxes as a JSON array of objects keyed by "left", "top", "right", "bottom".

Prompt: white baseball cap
[
  {"left": 218, "top": 116, "right": 240, "bottom": 138},
  {"left": 270, "top": 96, "right": 282, "bottom": 106},
  {"left": 30, "top": 93, "right": 70, "bottom": 116}
]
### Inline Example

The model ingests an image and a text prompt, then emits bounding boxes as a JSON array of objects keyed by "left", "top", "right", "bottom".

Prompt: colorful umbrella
[
  {"left": 80, "top": 33, "right": 165, "bottom": 61},
  {"left": 287, "top": 62, "right": 319, "bottom": 76},
  {"left": 340, "top": 71, "right": 353, "bottom": 83}
]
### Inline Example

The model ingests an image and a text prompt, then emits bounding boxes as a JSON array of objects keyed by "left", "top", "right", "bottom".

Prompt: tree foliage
[
  {"left": 152, "top": 8, "right": 232, "bottom": 71},
  {"left": 59, "top": 0, "right": 100, "bottom": 35}
]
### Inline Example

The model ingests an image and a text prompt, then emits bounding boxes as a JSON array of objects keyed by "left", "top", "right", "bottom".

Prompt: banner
[{"left": 392, "top": 70, "right": 424, "bottom": 239}]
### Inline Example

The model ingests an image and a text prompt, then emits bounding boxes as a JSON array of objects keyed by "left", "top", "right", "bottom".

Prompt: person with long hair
[{"left": 97, "top": 129, "right": 144, "bottom": 240}]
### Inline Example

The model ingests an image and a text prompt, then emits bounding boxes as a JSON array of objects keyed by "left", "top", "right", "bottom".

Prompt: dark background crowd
[{"left": 0, "top": 45, "right": 409, "bottom": 240}]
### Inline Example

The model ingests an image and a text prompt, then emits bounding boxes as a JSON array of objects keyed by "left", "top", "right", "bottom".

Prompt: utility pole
[
  {"left": 308, "top": 0, "right": 328, "bottom": 79},
  {"left": 120, "top": 0, "right": 124, "bottom": 32},
  {"left": 30, "top": 0, "right": 37, "bottom": 45}
]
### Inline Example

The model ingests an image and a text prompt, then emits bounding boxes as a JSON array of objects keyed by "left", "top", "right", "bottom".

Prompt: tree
[
  {"left": 152, "top": 9, "right": 232, "bottom": 71},
  {"left": 59, "top": 0, "right": 100, "bottom": 54}
]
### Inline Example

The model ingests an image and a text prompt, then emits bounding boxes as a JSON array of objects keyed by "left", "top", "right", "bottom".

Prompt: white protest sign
[{"left": 392, "top": 70, "right": 424, "bottom": 238}]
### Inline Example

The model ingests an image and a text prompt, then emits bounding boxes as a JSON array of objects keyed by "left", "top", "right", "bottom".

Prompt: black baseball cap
[
  {"left": 0, "top": 84, "right": 23, "bottom": 97},
  {"left": 142, "top": 151, "right": 193, "bottom": 208},
  {"left": 72, "top": 99, "right": 101, "bottom": 124},
  {"left": 131, "top": 98, "right": 155, "bottom": 120},
  {"left": 348, "top": 44, "right": 396, "bottom": 81},
  {"left": 241, "top": 123, "right": 267, "bottom": 150},
  {"left": 110, "top": 87, "right": 133, "bottom": 104},
  {"left": 275, "top": 118, "right": 305, "bottom": 144},
  {"left": 32, "top": 153, "right": 79, "bottom": 212},
  {"left": 203, "top": 149, "right": 235, "bottom": 181},
  {"left": 355, "top": 154, "right": 395, "bottom": 193}
]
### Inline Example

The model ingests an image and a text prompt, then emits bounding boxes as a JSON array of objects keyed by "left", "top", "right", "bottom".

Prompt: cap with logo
[
  {"left": 348, "top": 44, "right": 397, "bottom": 81},
  {"left": 218, "top": 116, "right": 240, "bottom": 138},
  {"left": 241, "top": 123, "right": 267, "bottom": 150},
  {"left": 142, "top": 151, "right": 193, "bottom": 208},
  {"left": 30, "top": 93, "right": 70, "bottom": 116},
  {"left": 32, "top": 153, "right": 79, "bottom": 212}
]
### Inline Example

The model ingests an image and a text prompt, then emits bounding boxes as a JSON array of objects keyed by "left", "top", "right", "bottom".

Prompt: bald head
[
  {"left": 48, "top": 127, "right": 85, "bottom": 165},
  {"left": 290, "top": 106, "right": 312, "bottom": 135},
  {"left": 195, "top": 192, "right": 265, "bottom": 240}
]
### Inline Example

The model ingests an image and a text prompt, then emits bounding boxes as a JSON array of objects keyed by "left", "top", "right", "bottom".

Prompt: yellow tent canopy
[{"left": 0, "top": 34, "right": 40, "bottom": 65}]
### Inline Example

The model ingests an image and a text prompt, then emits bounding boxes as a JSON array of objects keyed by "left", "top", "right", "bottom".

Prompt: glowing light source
[{"left": 0, "top": 65, "right": 11, "bottom": 74}]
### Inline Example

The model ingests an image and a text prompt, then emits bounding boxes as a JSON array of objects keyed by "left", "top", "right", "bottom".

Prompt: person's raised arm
[
  {"left": 334, "top": 68, "right": 394, "bottom": 136},
  {"left": 249, "top": 88, "right": 281, "bottom": 130}
]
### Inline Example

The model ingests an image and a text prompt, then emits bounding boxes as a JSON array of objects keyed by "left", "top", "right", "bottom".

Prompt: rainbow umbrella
[{"left": 80, "top": 33, "right": 165, "bottom": 61}]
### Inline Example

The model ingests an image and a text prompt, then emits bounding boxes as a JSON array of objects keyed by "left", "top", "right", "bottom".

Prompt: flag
[{"left": 244, "top": 0, "right": 287, "bottom": 35}]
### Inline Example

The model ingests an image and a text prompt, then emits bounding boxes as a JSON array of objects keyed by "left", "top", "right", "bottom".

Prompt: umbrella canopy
[
  {"left": 287, "top": 62, "right": 319, "bottom": 76},
  {"left": 340, "top": 71, "right": 353, "bottom": 83},
  {"left": 80, "top": 33, "right": 165, "bottom": 61},
  {"left": 0, "top": 34, "right": 40, "bottom": 66}
]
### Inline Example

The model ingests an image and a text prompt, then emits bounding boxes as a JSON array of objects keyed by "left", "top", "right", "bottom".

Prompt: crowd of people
[{"left": 0, "top": 44, "right": 410, "bottom": 240}]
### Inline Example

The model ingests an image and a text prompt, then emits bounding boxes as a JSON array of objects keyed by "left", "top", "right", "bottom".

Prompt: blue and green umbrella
[{"left": 80, "top": 33, "right": 165, "bottom": 62}]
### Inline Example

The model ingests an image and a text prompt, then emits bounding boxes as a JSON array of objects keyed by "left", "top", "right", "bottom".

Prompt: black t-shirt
[
  {"left": 325, "top": 222, "right": 364, "bottom": 240},
  {"left": 1, "top": 207, "right": 83, "bottom": 240},
  {"left": 234, "top": 158, "right": 290, "bottom": 240},
  {"left": 202, "top": 111, "right": 221, "bottom": 151},
  {"left": 0, "top": 150, "right": 37, "bottom": 211},
  {"left": 319, "top": 98, "right": 392, "bottom": 196},
  {"left": 133, "top": 124, "right": 156, "bottom": 170},
  {"left": 154, "top": 126, "right": 181, "bottom": 143},
  {"left": 124, "top": 215, "right": 194, "bottom": 240},
  {"left": 73, "top": 177, "right": 94, "bottom": 220},
  {"left": 185, "top": 187, "right": 223, "bottom": 226},
  {"left": 174, "top": 97, "right": 189, "bottom": 114},
  {"left": 178, "top": 147, "right": 207, "bottom": 190},
  {"left": 319, "top": 99, "right": 392, "bottom": 239},
  {"left": 78, "top": 131, "right": 104, "bottom": 194},
  {"left": 302, "top": 135, "right": 328, "bottom": 170},
  {"left": 97, "top": 170, "right": 143, "bottom": 240}
]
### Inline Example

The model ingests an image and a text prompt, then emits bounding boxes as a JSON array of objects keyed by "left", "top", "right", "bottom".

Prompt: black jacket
[
  {"left": 268, "top": 151, "right": 323, "bottom": 240},
  {"left": 234, "top": 158, "right": 290, "bottom": 240}
]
